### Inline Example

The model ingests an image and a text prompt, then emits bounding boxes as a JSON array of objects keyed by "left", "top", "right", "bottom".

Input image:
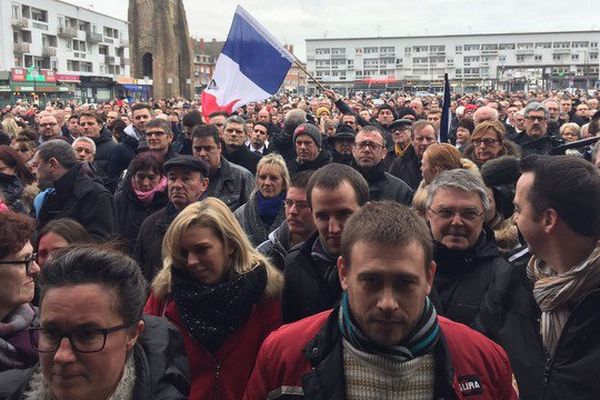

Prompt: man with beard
[
  {"left": 329, "top": 124, "right": 355, "bottom": 165},
  {"left": 287, "top": 123, "right": 331, "bottom": 174},
  {"left": 426, "top": 169, "right": 545, "bottom": 400},
  {"left": 37, "top": 114, "right": 62, "bottom": 144},
  {"left": 133, "top": 155, "right": 209, "bottom": 284},
  {"left": 221, "top": 115, "right": 261, "bottom": 175},
  {"left": 32, "top": 140, "right": 116, "bottom": 240},
  {"left": 542, "top": 99, "right": 561, "bottom": 135},
  {"left": 352, "top": 126, "right": 413, "bottom": 205},
  {"left": 282, "top": 164, "right": 368, "bottom": 323},
  {"left": 514, "top": 102, "right": 556, "bottom": 156},
  {"left": 257, "top": 171, "right": 316, "bottom": 271},
  {"left": 389, "top": 120, "right": 437, "bottom": 189}
]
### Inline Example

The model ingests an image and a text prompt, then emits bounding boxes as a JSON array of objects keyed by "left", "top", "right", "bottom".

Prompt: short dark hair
[
  {"left": 208, "top": 111, "right": 229, "bottom": 119},
  {"left": 192, "top": 124, "right": 220, "bottom": 146},
  {"left": 306, "top": 163, "right": 369, "bottom": 208},
  {"left": 0, "top": 210, "right": 35, "bottom": 259},
  {"left": 37, "top": 140, "right": 76, "bottom": 168},
  {"left": 131, "top": 103, "right": 152, "bottom": 115},
  {"left": 127, "top": 151, "right": 165, "bottom": 178},
  {"left": 37, "top": 218, "right": 90, "bottom": 248},
  {"left": 254, "top": 121, "right": 269, "bottom": 132},
  {"left": 357, "top": 125, "right": 386, "bottom": 146},
  {"left": 519, "top": 155, "right": 600, "bottom": 236},
  {"left": 40, "top": 244, "right": 147, "bottom": 323},
  {"left": 341, "top": 201, "right": 433, "bottom": 270},
  {"left": 457, "top": 117, "right": 475, "bottom": 133},
  {"left": 182, "top": 110, "right": 203, "bottom": 128},
  {"left": 145, "top": 119, "right": 172, "bottom": 136},
  {"left": 78, "top": 111, "right": 103, "bottom": 125},
  {"left": 289, "top": 170, "right": 314, "bottom": 190}
]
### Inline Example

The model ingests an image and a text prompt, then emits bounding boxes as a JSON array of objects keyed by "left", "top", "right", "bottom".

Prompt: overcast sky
[{"left": 66, "top": 0, "right": 600, "bottom": 60}]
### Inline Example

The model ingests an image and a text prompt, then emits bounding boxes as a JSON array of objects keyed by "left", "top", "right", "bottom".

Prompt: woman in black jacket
[{"left": 114, "top": 152, "right": 168, "bottom": 253}]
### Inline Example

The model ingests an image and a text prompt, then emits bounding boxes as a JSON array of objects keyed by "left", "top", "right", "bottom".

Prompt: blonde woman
[
  {"left": 234, "top": 153, "right": 289, "bottom": 246},
  {"left": 144, "top": 198, "right": 283, "bottom": 400}
]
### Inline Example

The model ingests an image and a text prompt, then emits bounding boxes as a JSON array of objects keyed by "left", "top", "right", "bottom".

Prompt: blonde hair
[
  {"left": 152, "top": 198, "right": 283, "bottom": 300},
  {"left": 256, "top": 153, "right": 290, "bottom": 192}
]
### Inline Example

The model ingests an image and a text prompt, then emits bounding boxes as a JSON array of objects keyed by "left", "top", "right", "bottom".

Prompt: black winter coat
[
  {"left": 0, "top": 316, "right": 190, "bottom": 400},
  {"left": 203, "top": 158, "right": 255, "bottom": 211},
  {"left": 513, "top": 132, "right": 556, "bottom": 156},
  {"left": 281, "top": 233, "right": 342, "bottom": 323},
  {"left": 433, "top": 232, "right": 545, "bottom": 400},
  {"left": 133, "top": 203, "right": 179, "bottom": 285},
  {"left": 37, "top": 163, "right": 117, "bottom": 240},
  {"left": 114, "top": 176, "right": 169, "bottom": 254},
  {"left": 93, "top": 126, "right": 118, "bottom": 175},
  {"left": 389, "top": 144, "right": 422, "bottom": 190},
  {"left": 107, "top": 133, "right": 139, "bottom": 182},
  {"left": 540, "top": 287, "right": 600, "bottom": 400},
  {"left": 356, "top": 162, "right": 414, "bottom": 205},
  {"left": 222, "top": 145, "right": 261, "bottom": 175}
]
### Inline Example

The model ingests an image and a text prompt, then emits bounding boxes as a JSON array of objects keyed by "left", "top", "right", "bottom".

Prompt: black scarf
[
  {"left": 356, "top": 160, "right": 386, "bottom": 184},
  {"left": 171, "top": 265, "right": 267, "bottom": 354},
  {"left": 311, "top": 236, "right": 342, "bottom": 298}
]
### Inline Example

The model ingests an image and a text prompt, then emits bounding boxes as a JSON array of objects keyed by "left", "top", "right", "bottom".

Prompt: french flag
[{"left": 201, "top": 6, "right": 294, "bottom": 121}]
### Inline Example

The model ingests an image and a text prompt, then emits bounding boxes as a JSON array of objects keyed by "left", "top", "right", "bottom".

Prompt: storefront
[
  {"left": 0, "top": 71, "right": 10, "bottom": 108},
  {"left": 78, "top": 76, "right": 116, "bottom": 103},
  {"left": 7, "top": 67, "right": 64, "bottom": 106},
  {"left": 114, "top": 76, "right": 153, "bottom": 102}
]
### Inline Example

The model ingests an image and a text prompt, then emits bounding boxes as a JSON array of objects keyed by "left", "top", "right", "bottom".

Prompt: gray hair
[
  {"left": 225, "top": 115, "right": 246, "bottom": 130},
  {"left": 559, "top": 122, "right": 581, "bottom": 137},
  {"left": 72, "top": 136, "right": 97, "bottom": 154},
  {"left": 524, "top": 102, "right": 549, "bottom": 119},
  {"left": 284, "top": 109, "right": 307, "bottom": 128},
  {"left": 37, "top": 139, "right": 76, "bottom": 168},
  {"left": 473, "top": 106, "right": 499, "bottom": 123},
  {"left": 542, "top": 98, "right": 560, "bottom": 109},
  {"left": 426, "top": 169, "right": 491, "bottom": 212},
  {"left": 145, "top": 118, "right": 173, "bottom": 136}
]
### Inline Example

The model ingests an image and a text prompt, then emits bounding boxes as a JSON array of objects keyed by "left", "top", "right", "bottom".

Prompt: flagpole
[{"left": 290, "top": 55, "right": 328, "bottom": 92}]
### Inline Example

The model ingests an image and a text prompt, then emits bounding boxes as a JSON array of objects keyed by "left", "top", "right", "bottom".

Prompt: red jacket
[
  {"left": 244, "top": 309, "right": 518, "bottom": 400},
  {"left": 144, "top": 293, "right": 281, "bottom": 400}
]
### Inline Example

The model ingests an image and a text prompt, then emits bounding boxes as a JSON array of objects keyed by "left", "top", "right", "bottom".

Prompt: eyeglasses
[
  {"left": 30, "top": 322, "right": 135, "bottom": 353},
  {"left": 526, "top": 116, "right": 547, "bottom": 122},
  {"left": 428, "top": 207, "right": 484, "bottom": 221},
  {"left": 354, "top": 141, "right": 384, "bottom": 151},
  {"left": 0, "top": 252, "right": 38, "bottom": 274},
  {"left": 284, "top": 199, "right": 310, "bottom": 210},
  {"left": 472, "top": 138, "right": 499, "bottom": 147},
  {"left": 146, "top": 130, "right": 167, "bottom": 137}
]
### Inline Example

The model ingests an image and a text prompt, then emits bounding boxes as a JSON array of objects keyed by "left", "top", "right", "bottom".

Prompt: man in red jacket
[{"left": 244, "top": 201, "right": 518, "bottom": 400}]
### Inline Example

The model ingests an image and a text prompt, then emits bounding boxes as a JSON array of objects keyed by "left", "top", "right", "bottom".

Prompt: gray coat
[{"left": 203, "top": 158, "right": 255, "bottom": 211}]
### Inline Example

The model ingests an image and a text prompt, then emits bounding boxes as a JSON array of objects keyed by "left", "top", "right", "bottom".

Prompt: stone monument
[{"left": 128, "top": 0, "right": 193, "bottom": 99}]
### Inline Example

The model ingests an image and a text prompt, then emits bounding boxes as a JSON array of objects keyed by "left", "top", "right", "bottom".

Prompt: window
[
  {"left": 572, "top": 41, "right": 589, "bottom": 48},
  {"left": 405, "top": 47, "right": 411, "bottom": 53},
  {"left": 535, "top": 42, "right": 551, "bottom": 49},
  {"left": 455, "top": 45, "right": 462, "bottom": 52},
  {"left": 380, "top": 46, "right": 394, "bottom": 53},
  {"left": 31, "top": 8, "right": 47, "bottom": 23},
  {"left": 413, "top": 46, "right": 428, "bottom": 52},
  {"left": 499, "top": 43, "right": 515, "bottom": 50},
  {"left": 553, "top": 54, "right": 562, "bottom": 61},
  {"left": 315, "top": 48, "right": 330, "bottom": 55},
  {"left": 517, "top": 42, "right": 534, "bottom": 49},
  {"left": 592, "top": 42, "right": 598, "bottom": 48},
  {"left": 499, "top": 55, "right": 507, "bottom": 62},
  {"left": 42, "top": 34, "right": 57, "bottom": 47},
  {"left": 331, "top": 48, "right": 345, "bottom": 55},
  {"left": 22, "top": 31, "right": 32, "bottom": 43},
  {"left": 553, "top": 42, "right": 570, "bottom": 49},
  {"left": 591, "top": 53, "right": 598, "bottom": 60},
  {"left": 535, "top": 55, "right": 542, "bottom": 61},
  {"left": 517, "top": 55, "right": 525, "bottom": 62},
  {"left": 103, "top": 27, "right": 119, "bottom": 39},
  {"left": 464, "top": 56, "right": 480, "bottom": 63},
  {"left": 464, "top": 44, "right": 480, "bottom": 51},
  {"left": 430, "top": 45, "right": 445, "bottom": 52},
  {"left": 571, "top": 54, "right": 579, "bottom": 60},
  {"left": 12, "top": 4, "right": 20, "bottom": 18},
  {"left": 355, "top": 71, "right": 363, "bottom": 77},
  {"left": 72, "top": 40, "right": 86, "bottom": 52},
  {"left": 364, "top": 47, "right": 378, "bottom": 53},
  {"left": 412, "top": 57, "right": 428, "bottom": 64},
  {"left": 482, "top": 44, "right": 498, "bottom": 50}
]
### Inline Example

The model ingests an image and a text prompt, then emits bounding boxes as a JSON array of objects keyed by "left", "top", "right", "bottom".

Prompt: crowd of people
[{"left": 0, "top": 87, "right": 599, "bottom": 399}]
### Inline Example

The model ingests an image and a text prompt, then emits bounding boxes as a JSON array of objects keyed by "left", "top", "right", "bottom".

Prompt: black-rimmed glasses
[
  {"left": 0, "top": 252, "right": 37, "bottom": 274},
  {"left": 29, "top": 322, "right": 135, "bottom": 353}
]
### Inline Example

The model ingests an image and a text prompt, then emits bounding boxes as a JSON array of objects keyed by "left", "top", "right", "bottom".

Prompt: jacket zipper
[{"left": 213, "top": 361, "right": 222, "bottom": 400}]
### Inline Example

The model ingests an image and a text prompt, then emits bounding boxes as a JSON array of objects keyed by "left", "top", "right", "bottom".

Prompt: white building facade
[
  {"left": 0, "top": 0, "right": 130, "bottom": 103},
  {"left": 305, "top": 31, "right": 600, "bottom": 94}
]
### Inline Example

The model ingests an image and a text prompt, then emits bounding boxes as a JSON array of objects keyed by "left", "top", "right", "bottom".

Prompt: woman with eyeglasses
[
  {"left": 114, "top": 152, "right": 169, "bottom": 253},
  {"left": 234, "top": 154, "right": 289, "bottom": 246},
  {"left": 0, "top": 211, "right": 40, "bottom": 372},
  {"left": 145, "top": 198, "right": 283, "bottom": 400},
  {"left": 462, "top": 120, "right": 521, "bottom": 167},
  {"left": 0, "top": 244, "right": 190, "bottom": 400}
]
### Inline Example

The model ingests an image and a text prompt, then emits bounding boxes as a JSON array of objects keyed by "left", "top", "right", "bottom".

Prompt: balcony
[
  {"left": 86, "top": 31, "right": 103, "bottom": 43},
  {"left": 482, "top": 49, "right": 498, "bottom": 55},
  {"left": 517, "top": 49, "right": 534, "bottom": 55},
  {"left": 120, "top": 37, "right": 129, "bottom": 47},
  {"left": 11, "top": 17, "right": 29, "bottom": 29},
  {"left": 105, "top": 55, "right": 116, "bottom": 64},
  {"left": 42, "top": 47, "right": 57, "bottom": 57},
  {"left": 552, "top": 48, "right": 571, "bottom": 54},
  {"left": 13, "top": 42, "right": 31, "bottom": 54},
  {"left": 58, "top": 26, "right": 78, "bottom": 38}
]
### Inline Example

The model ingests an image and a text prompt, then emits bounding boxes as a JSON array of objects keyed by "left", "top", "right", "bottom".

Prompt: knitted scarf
[
  {"left": 132, "top": 176, "right": 168, "bottom": 206},
  {"left": 338, "top": 292, "right": 440, "bottom": 362},
  {"left": 0, "top": 304, "right": 37, "bottom": 371},
  {"left": 171, "top": 264, "right": 267, "bottom": 354},
  {"left": 257, "top": 191, "right": 286, "bottom": 225},
  {"left": 527, "top": 241, "right": 600, "bottom": 355}
]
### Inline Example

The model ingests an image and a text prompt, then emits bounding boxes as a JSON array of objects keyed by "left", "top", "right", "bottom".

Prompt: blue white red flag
[
  {"left": 439, "top": 73, "right": 451, "bottom": 143},
  {"left": 201, "top": 6, "right": 294, "bottom": 120}
]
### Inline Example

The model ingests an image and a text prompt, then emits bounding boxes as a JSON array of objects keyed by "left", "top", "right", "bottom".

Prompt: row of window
[{"left": 313, "top": 41, "right": 598, "bottom": 57}]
